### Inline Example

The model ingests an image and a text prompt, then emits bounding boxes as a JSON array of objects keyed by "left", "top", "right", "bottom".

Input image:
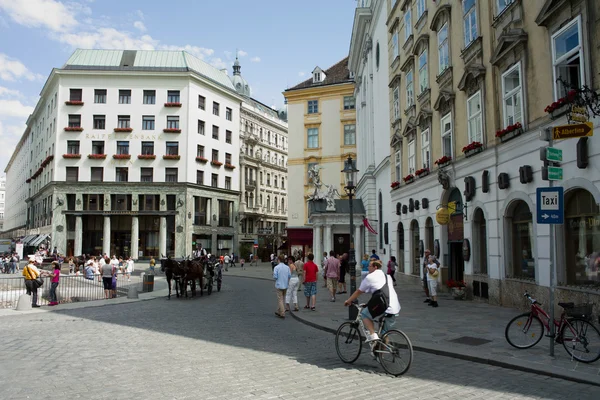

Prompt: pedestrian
[
  {"left": 337, "top": 253, "right": 348, "bottom": 294},
  {"left": 361, "top": 253, "right": 370, "bottom": 281},
  {"left": 240, "top": 258, "right": 245, "bottom": 270},
  {"left": 68, "top": 257, "right": 75, "bottom": 274},
  {"left": 111, "top": 265, "right": 118, "bottom": 299},
  {"left": 387, "top": 256, "right": 398, "bottom": 286},
  {"left": 302, "top": 253, "right": 318, "bottom": 310},
  {"left": 294, "top": 255, "right": 304, "bottom": 292},
  {"left": 273, "top": 254, "right": 291, "bottom": 318},
  {"left": 84, "top": 261, "right": 94, "bottom": 280},
  {"left": 321, "top": 251, "right": 328, "bottom": 288},
  {"left": 149, "top": 257, "right": 156, "bottom": 274},
  {"left": 324, "top": 250, "right": 340, "bottom": 302},
  {"left": 422, "top": 249, "right": 439, "bottom": 303},
  {"left": 48, "top": 261, "right": 60, "bottom": 306},
  {"left": 23, "top": 256, "right": 41, "bottom": 307},
  {"left": 285, "top": 256, "right": 300, "bottom": 312},
  {"left": 370, "top": 249, "right": 380, "bottom": 260},
  {"left": 126, "top": 257, "right": 134, "bottom": 281},
  {"left": 99, "top": 257, "right": 113, "bottom": 299},
  {"left": 224, "top": 254, "right": 230, "bottom": 271},
  {"left": 270, "top": 252, "right": 276, "bottom": 271},
  {"left": 427, "top": 255, "right": 440, "bottom": 308}
]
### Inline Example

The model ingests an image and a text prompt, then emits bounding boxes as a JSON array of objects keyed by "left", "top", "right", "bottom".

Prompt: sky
[{"left": 0, "top": 0, "right": 357, "bottom": 172}]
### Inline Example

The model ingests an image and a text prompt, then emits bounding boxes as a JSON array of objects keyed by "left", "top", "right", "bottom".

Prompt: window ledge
[
  {"left": 304, "top": 147, "right": 322, "bottom": 152},
  {"left": 304, "top": 112, "right": 322, "bottom": 118}
]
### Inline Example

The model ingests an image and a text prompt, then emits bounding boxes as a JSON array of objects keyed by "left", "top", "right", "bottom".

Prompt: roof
[
  {"left": 63, "top": 49, "right": 236, "bottom": 92},
  {"left": 286, "top": 57, "right": 353, "bottom": 91},
  {"left": 308, "top": 199, "right": 366, "bottom": 216}
]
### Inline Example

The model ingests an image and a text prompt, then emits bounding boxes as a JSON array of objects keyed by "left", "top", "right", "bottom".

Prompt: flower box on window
[
  {"left": 113, "top": 154, "right": 131, "bottom": 160},
  {"left": 88, "top": 154, "right": 107, "bottom": 159},
  {"left": 224, "top": 163, "right": 235, "bottom": 170},
  {"left": 391, "top": 181, "right": 400, "bottom": 190},
  {"left": 544, "top": 90, "right": 576, "bottom": 119},
  {"left": 163, "top": 128, "right": 181, "bottom": 133},
  {"left": 114, "top": 127, "right": 133, "bottom": 133},
  {"left": 62, "top": 154, "right": 81, "bottom": 159},
  {"left": 462, "top": 142, "right": 483, "bottom": 158},
  {"left": 403, "top": 174, "right": 415, "bottom": 184},
  {"left": 64, "top": 127, "right": 83, "bottom": 132},
  {"left": 415, "top": 168, "right": 429, "bottom": 178},
  {"left": 195, "top": 157, "right": 208, "bottom": 163},
  {"left": 434, "top": 156, "right": 452, "bottom": 168},
  {"left": 211, "top": 160, "right": 223, "bottom": 167},
  {"left": 137, "top": 154, "right": 156, "bottom": 160},
  {"left": 41, "top": 155, "right": 54, "bottom": 167},
  {"left": 25, "top": 178, "right": 31, "bottom": 183},
  {"left": 65, "top": 101, "right": 84, "bottom": 106},
  {"left": 164, "top": 102, "right": 182, "bottom": 107},
  {"left": 496, "top": 122, "right": 523, "bottom": 143},
  {"left": 163, "top": 155, "right": 181, "bottom": 160}
]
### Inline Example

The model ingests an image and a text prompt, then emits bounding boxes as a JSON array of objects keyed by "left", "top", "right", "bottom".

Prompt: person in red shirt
[{"left": 302, "top": 253, "right": 319, "bottom": 310}]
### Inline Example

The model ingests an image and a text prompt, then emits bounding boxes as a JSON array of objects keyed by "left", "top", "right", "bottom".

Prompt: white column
[
  {"left": 159, "top": 216, "right": 167, "bottom": 257},
  {"left": 102, "top": 216, "right": 111, "bottom": 256},
  {"left": 355, "top": 224, "right": 362, "bottom": 259},
  {"left": 74, "top": 216, "right": 82, "bottom": 256},
  {"left": 131, "top": 216, "right": 139, "bottom": 260},
  {"left": 314, "top": 225, "right": 322, "bottom": 260},
  {"left": 324, "top": 225, "right": 332, "bottom": 256}
]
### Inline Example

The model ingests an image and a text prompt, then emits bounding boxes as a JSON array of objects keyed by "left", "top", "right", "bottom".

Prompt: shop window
[
  {"left": 411, "top": 220, "right": 420, "bottom": 276},
  {"left": 473, "top": 208, "right": 488, "bottom": 275},
  {"left": 508, "top": 200, "right": 534, "bottom": 280},
  {"left": 397, "top": 222, "right": 405, "bottom": 273}
]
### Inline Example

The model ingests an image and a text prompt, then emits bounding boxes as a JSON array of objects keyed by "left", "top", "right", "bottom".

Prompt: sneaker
[
  {"left": 32, "top": 304, "right": 41, "bottom": 308},
  {"left": 365, "top": 333, "right": 379, "bottom": 343}
]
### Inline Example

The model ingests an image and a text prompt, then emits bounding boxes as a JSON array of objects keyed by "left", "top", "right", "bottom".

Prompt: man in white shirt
[{"left": 344, "top": 259, "right": 401, "bottom": 342}]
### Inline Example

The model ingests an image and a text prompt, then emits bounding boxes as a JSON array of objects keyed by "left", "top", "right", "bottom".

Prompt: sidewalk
[{"left": 226, "top": 263, "right": 600, "bottom": 386}]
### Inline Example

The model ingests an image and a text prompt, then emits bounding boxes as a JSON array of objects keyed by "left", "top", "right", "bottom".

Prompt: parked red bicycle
[{"left": 505, "top": 292, "right": 600, "bottom": 363}]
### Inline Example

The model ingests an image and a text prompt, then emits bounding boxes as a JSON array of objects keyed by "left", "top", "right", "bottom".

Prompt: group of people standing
[
  {"left": 273, "top": 253, "right": 320, "bottom": 318},
  {"left": 1, "top": 253, "right": 20, "bottom": 274},
  {"left": 22, "top": 255, "right": 61, "bottom": 307}
]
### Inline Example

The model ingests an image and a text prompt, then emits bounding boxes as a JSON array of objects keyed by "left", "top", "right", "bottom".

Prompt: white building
[
  {"left": 3, "top": 49, "right": 243, "bottom": 259},
  {"left": 0, "top": 175, "right": 5, "bottom": 231}
]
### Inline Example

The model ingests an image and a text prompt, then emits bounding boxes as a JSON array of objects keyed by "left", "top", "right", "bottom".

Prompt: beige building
[{"left": 385, "top": 0, "right": 600, "bottom": 308}]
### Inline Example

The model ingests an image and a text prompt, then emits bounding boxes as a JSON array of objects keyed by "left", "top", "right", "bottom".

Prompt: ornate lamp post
[{"left": 342, "top": 155, "right": 359, "bottom": 320}]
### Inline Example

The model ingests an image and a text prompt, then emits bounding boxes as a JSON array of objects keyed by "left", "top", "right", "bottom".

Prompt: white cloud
[
  {"left": 57, "top": 28, "right": 158, "bottom": 50},
  {"left": 0, "top": 0, "right": 78, "bottom": 32},
  {"left": 250, "top": 56, "right": 261, "bottom": 63},
  {"left": 0, "top": 99, "right": 33, "bottom": 117},
  {"left": 135, "top": 9, "right": 144, "bottom": 20},
  {"left": 0, "top": 53, "right": 44, "bottom": 82},
  {"left": 0, "top": 86, "right": 21, "bottom": 97},
  {"left": 133, "top": 20, "right": 146, "bottom": 32},
  {"left": 238, "top": 50, "right": 248, "bottom": 57},
  {"left": 160, "top": 44, "right": 214, "bottom": 59},
  {"left": 210, "top": 57, "right": 227, "bottom": 70},
  {"left": 224, "top": 50, "right": 233, "bottom": 60}
]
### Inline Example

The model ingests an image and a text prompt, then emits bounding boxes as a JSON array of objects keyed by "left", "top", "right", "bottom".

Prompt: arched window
[
  {"left": 425, "top": 217, "right": 434, "bottom": 252},
  {"left": 274, "top": 196, "right": 278, "bottom": 211},
  {"left": 281, "top": 198, "right": 285, "bottom": 211},
  {"left": 411, "top": 220, "right": 420, "bottom": 275},
  {"left": 275, "top": 135, "right": 278, "bottom": 146},
  {"left": 281, "top": 177, "right": 285, "bottom": 188},
  {"left": 508, "top": 200, "right": 534, "bottom": 280},
  {"left": 267, "top": 196, "right": 271, "bottom": 210},
  {"left": 397, "top": 222, "right": 405, "bottom": 273},
  {"left": 473, "top": 208, "right": 487, "bottom": 275}
]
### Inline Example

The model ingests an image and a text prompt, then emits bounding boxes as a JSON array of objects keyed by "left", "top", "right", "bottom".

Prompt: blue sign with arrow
[{"left": 536, "top": 187, "right": 564, "bottom": 224}]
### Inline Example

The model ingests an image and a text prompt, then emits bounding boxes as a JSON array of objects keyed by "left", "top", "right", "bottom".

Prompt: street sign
[
  {"left": 552, "top": 122, "right": 593, "bottom": 140},
  {"left": 547, "top": 166, "right": 563, "bottom": 180},
  {"left": 546, "top": 147, "right": 563, "bottom": 162},
  {"left": 253, "top": 244, "right": 258, "bottom": 248},
  {"left": 536, "top": 187, "right": 564, "bottom": 224}
]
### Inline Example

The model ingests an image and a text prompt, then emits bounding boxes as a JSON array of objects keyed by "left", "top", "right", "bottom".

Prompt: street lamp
[{"left": 342, "top": 155, "right": 359, "bottom": 320}]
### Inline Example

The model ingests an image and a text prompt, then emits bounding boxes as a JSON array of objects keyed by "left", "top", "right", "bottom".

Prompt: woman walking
[
  {"left": 387, "top": 256, "right": 398, "bottom": 286},
  {"left": 302, "top": 253, "right": 319, "bottom": 310},
  {"left": 324, "top": 250, "right": 340, "bottom": 302},
  {"left": 48, "top": 261, "right": 60, "bottom": 306},
  {"left": 337, "top": 253, "right": 348, "bottom": 294},
  {"left": 285, "top": 256, "right": 300, "bottom": 312}
]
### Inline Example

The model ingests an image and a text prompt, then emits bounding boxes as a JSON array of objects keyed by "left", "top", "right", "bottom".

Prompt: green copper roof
[
  {"left": 65, "top": 49, "right": 124, "bottom": 66},
  {"left": 134, "top": 50, "right": 187, "bottom": 68}
]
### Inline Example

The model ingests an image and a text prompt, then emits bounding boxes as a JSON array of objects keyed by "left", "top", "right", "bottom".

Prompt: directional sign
[
  {"left": 552, "top": 122, "right": 593, "bottom": 140},
  {"left": 546, "top": 147, "right": 563, "bottom": 162},
  {"left": 547, "top": 166, "right": 563, "bottom": 180},
  {"left": 536, "top": 187, "right": 564, "bottom": 224}
]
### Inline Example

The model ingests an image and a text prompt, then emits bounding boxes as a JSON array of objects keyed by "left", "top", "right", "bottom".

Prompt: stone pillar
[
  {"left": 74, "top": 215, "right": 83, "bottom": 256},
  {"left": 102, "top": 216, "right": 111, "bottom": 256},
  {"left": 131, "top": 216, "right": 139, "bottom": 260},
  {"left": 324, "top": 225, "right": 332, "bottom": 256},
  {"left": 159, "top": 216, "right": 167, "bottom": 257},
  {"left": 314, "top": 225, "right": 322, "bottom": 260},
  {"left": 355, "top": 224, "right": 362, "bottom": 260}
]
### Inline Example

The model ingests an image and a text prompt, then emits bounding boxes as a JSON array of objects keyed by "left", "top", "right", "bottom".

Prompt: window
[
  {"left": 406, "top": 70, "right": 414, "bottom": 107},
  {"left": 141, "top": 168, "right": 153, "bottom": 182},
  {"left": 417, "top": 0, "right": 426, "bottom": 19},
  {"left": 344, "top": 96, "right": 356, "bottom": 110},
  {"left": 92, "top": 141, "right": 104, "bottom": 154},
  {"left": 225, "top": 153, "right": 232, "bottom": 165},
  {"left": 552, "top": 17, "right": 583, "bottom": 100},
  {"left": 70, "top": 89, "right": 82, "bottom": 102},
  {"left": 196, "top": 170, "right": 204, "bottom": 185},
  {"left": 392, "top": 87, "right": 400, "bottom": 120},
  {"left": 307, "top": 100, "right": 318, "bottom": 114},
  {"left": 66, "top": 167, "right": 78, "bottom": 182},
  {"left": 392, "top": 30, "right": 399, "bottom": 58},
  {"left": 212, "top": 149, "right": 219, "bottom": 162},
  {"left": 497, "top": 0, "right": 514, "bottom": 14},
  {"left": 438, "top": 23, "right": 449, "bottom": 73},
  {"left": 114, "top": 141, "right": 129, "bottom": 155},
  {"left": 198, "top": 120, "right": 205, "bottom": 135},
  {"left": 226, "top": 130, "right": 232, "bottom": 144},
  {"left": 91, "top": 167, "right": 104, "bottom": 182},
  {"left": 502, "top": 62, "right": 523, "bottom": 127},
  {"left": 307, "top": 128, "right": 319, "bottom": 148},
  {"left": 211, "top": 173, "right": 218, "bottom": 187},
  {"left": 441, "top": 113, "right": 453, "bottom": 158},
  {"left": 218, "top": 200, "right": 232, "bottom": 227},
  {"left": 118, "top": 115, "right": 130, "bottom": 128},
  {"left": 419, "top": 50, "right": 428, "bottom": 93},
  {"left": 421, "top": 129, "right": 430, "bottom": 169},
  {"left": 281, "top": 177, "right": 285, "bottom": 189},
  {"left": 166, "top": 142, "right": 179, "bottom": 156},
  {"left": 408, "top": 139, "right": 415, "bottom": 174},
  {"left": 473, "top": 208, "right": 488, "bottom": 275},
  {"left": 167, "top": 90, "right": 180, "bottom": 103},
  {"left": 67, "top": 140, "right": 79, "bottom": 154},
  {"left": 225, "top": 177, "right": 231, "bottom": 190},
  {"left": 141, "top": 141, "right": 154, "bottom": 155},
  {"left": 197, "top": 145, "right": 205, "bottom": 158},
  {"left": 93, "top": 115, "right": 105, "bottom": 130},
  {"left": 143, "top": 90, "right": 155, "bottom": 104},
  {"left": 194, "top": 197, "right": 209, "bottom": 225},
  {"left": 116, "top": 167, "right": 128, "bottom": 182},
  {"left": 395, "top": 149, "right": 402, "bottom": 181},
  {"left": 404, "top": 8, "right": 412, "bottom": 41},
  {"left": 68, "top": 115, "right": 81, "bottom": 128},
  {"left": 509, "top": 201, "right": 534, "bottom": 280},
  {"left": 119, "top": 89, "right": 131, "bottom": 104},
  {"left": 198, "top": 95, "right": 205, "bottom": 110},
  {"left": 344, "top": 124, "right": 356, "bottom": 145},
  {"left": 167, "top": 116, "right": 179, "bottom": 129},
  {"left": 467, "top": 91, "right": 483, "bottom": 143},
  {"left": 165, "top": 168, "right": 178, "bottom": 182},
  {"left": 212, "top": 125, "right": 219, "bottom": 140},
  {"left": 226, "top": 107, "right": 232, "bottom": 121},
  {"left": 94, "top": 89, "right": 106, "bottom": 104},
  {"left": 142, "top": 115, "right": 155, "bottom": 130},
  {"left": 213, "top": 101, "right": 220, "bottom": 116},
  {"left": 267, "top": 173, "right": 271, "bottom": 186},
  {"left": 463, "top": 0, "right": 478, "bottom": 46}
]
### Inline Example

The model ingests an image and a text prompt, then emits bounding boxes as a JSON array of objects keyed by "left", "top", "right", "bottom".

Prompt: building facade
[
  {"left": 384, "top": 0, "right": 600, "bottom": 308},
  {"left": 284, "top": 58, "right": 358, "bottom": 258},
  {"left": 0, "top": 175, "right": 5, "bottom": 231},
  {"left": 3, "top": 49, "right": 243, "bottom": 259}
]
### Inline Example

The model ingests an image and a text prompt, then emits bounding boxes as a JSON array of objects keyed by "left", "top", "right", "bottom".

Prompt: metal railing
[{"left": 0, "top": 274, "right": 142, "bottom": 309}]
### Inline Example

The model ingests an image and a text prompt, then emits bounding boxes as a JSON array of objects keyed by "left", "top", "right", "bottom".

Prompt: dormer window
[
  {"left": 312, "top": 67, "right": 326, "bottom": 83},
  {"left": 314, "top": 72, "right": 321, "bottom": 82}
]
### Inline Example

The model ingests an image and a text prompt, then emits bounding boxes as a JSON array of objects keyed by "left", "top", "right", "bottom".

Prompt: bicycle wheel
[
  {"left": 505, "top": 313, "right": 544, "bottom": 349},
  {"left": 377, "top": 329, "right": 413, "bottom": 376},
  {"left": 335, "top": 322, "right": 362, "bottom": 364},
  {"left": 561, "top": 318, "right": 600, "bottom": 363}
]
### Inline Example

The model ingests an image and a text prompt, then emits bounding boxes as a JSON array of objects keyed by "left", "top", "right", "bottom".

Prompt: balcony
[{"left": 245, "top": 180, "right": 256, "bottom": 191}]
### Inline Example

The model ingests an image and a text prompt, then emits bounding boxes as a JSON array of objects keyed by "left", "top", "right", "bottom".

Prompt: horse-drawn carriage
[{"left": 160, "top": 256, "right": 222, "bottom": 299}]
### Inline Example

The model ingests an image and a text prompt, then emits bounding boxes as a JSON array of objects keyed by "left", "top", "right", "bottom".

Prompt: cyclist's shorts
[{"left": 360, "top": 307, "right": 397, "bottom": 334}]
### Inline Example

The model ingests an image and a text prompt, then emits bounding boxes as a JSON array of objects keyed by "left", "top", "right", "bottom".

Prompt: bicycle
[
  {"left": 334, "top": 303, "right": 413, "bottom": 376},
  {"left": 505, "top": 292, "right": 600, "bottom": 363}
]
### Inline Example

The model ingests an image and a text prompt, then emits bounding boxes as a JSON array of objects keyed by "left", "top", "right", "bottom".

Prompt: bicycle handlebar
[{"left": 523, "top": 292, "right": 541, "bottom": 305}]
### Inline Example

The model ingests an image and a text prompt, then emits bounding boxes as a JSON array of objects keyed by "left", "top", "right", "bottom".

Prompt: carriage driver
[{"left": 195, "top": 244, "right": 207, "bottom": 259}]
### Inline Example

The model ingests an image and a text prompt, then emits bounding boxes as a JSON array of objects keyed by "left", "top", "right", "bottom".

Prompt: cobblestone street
[{"left": 0, "top": 276, "right": 599, "bottom": 399}]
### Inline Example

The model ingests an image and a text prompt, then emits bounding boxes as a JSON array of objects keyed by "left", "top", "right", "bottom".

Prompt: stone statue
[
  {"left": 438, "top": 168, "right": 451, "bottom": 190},
  {"left": 324, "top": 184, "right": 341, "bottom": 211},
  {"left": 307, "top": 165, "right": 324, "bottom": 201}
]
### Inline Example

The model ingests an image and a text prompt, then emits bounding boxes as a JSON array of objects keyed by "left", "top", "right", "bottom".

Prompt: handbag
[
  {"left": 367, "top": 275, "right": 389, "bottom": 318},
  {"left": 431, "top": 268, "right": 439, "bottom": 278},
  {"left": 35, "top": 277, "right": 44, "bottom": 287}
]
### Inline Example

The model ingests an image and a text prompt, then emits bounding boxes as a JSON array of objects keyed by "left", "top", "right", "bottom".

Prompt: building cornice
[
  {"left": 349, "top": 5, "right": 373, "bottom": 73},
  {"left": 283, "top": 81, "right": 355, "bottom": 102}
]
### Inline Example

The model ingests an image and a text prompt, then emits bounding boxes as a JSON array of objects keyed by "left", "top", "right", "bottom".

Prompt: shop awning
[
  {"left": 22, "top": 235, "right": 38, "bottom": 245},
  {"left": 30, "top": 234, "right": 49, "bottom": 247}
]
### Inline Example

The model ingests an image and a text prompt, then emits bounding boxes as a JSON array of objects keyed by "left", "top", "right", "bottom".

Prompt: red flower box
[
  {"left": 434, "top": 156, "right": 452, "bottom": 165},
  {"left": 391, "top": 181, "right": 400, "bottom": 189},
  {"left": 403, "top": 174, "right": 415, "bottom": 183},
  {"left": 224, "top": 163, "right": 235, "bottom": 170},
  {"left": 26, "top": 178, "right": 31, "bottom": 183},
  {"left": 163, "top": 155, "right": 181, "bottom": 160},
  {"left": 88, "top": 154, "right": 107, "bottom": 159},
  {"left": 65, "top": 101, "right": 84, "bottom": 106},
  {"left": 495, "top": 122, "right": 522, "bottom": 138},
  {"left": 415, "top": 167, "right": 429, "bottom": 176},
  {"left": 137, "top": 154, "right": 156, "bottom": 160},
  {"left": 462, "top": 141, "right": 483, "bottom": 153},
  {"left": 64, "top": 127, "right": 83, "bottom": 132},
  {"left": 196, "top": 157, "right": 208, "bottom": 163},
  {"left": 62, "top": 154, "right": 82, "bottom": 159},
  {"left": 114, "top": 127, "right": 133, "bottom": 133},
  {"left": 163, "top": 128, "right": 181, "bottom": 133},
  {"left": 544, "top": 90, "right": 577, "bottom": 113},
  {"left": 113, "top": 154, "right": 131, "bottom": 160},
  {"left": 164, "top": 102, "right": 182, "bottom": 107},
  {"left": 211, "top": 160, "right": 223, "bottom": 167}
]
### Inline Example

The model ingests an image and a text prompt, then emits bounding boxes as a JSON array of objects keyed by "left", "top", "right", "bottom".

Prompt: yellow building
[{"left": 283, "top": 58, "right": 359, "bottom": 258}]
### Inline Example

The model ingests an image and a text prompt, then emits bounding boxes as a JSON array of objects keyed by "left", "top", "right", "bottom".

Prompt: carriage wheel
[{"left": 207, "top": 277, "right": 213, "bottom": 295}]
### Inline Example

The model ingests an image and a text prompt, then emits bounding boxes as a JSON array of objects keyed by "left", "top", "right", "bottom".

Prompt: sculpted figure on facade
[
  {"left": 307, "top": 165, "right": 324, "bottom": 201},
  {"left": 323, "top": 183, "right": 341, "bottom": 211}
]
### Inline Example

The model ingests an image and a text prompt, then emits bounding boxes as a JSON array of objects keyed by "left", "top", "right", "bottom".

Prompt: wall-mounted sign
[
  {"left": 462, "top": 239, "right": 471, "bottom": 262},
  {"left": 433, "top": 239, "right": 440, "bottom": 258},
  {"left": 436, "top": 207, "right": 449, "bottom": 225}
]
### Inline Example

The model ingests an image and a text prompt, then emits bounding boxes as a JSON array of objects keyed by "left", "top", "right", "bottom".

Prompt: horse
[
  {"left": 180, "top": 257, "right": 205, "bottom": 298},
  {"left": 161, "top": 256, "right": 185, "bottom": 299}
]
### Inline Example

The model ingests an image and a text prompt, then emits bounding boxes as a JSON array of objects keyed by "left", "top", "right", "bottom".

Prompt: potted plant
[
  {"left": 62, "top": 154, "right": 82, "bottom": 159},
  {"left": 25, "top": 178, "right": 32, "bottom": 183},
  {"left": 196, "top": 156, "right": 208, "bottom": 163},
  {"left": 415, "top": 167, "right": 429, "bottom": 178},
  {"left": 163, "top": 128, "right": 182, "bottom": 133},
  {"left": 65, "top": 100, "right": 84, "bottom": 106},
  {"left": 544, "top": 90, "right": 576, "bottom": 119},
  {"left": 495, "top": 122, "right": 523, "bottom": 143},
  {"left": 403, "top": 174, "right": 415, "bottom": 184},
  {"left": 138, "top": 154, "right": 156, "bottom": 160},
  {"left": 113, "top": 154, "right": 131, "bottom": 160},
  {"left": 224, "top": 163, "right": 236, "bottom": 170},
  {"left": 88, "top": 154, "right": 107, "bottom": 159},
  {"left": 211, "top": 160, "right": 223, "bottom": 167},
  {"left": 64, "top": 126, "right": 84, "bottom": 132},
  {"left": 163, "top": 154, "right": 181, "bottom": 160},
  {"left": 446, "top": 279, "right": 467, "bottom": 300},
  {"left": 434, "top": 155, "right": 452, "bottom": 168},
  {"left": 390, "top": 181, "right": 400, "bottom": 190},
  {"left": 462, "top": 141, "right": 483, "bottom": 158},
  {"left": 164, "top": 102, "right": 182, "bottom": 107},
  {"left": 114, "top": 127, "right": 133, "bottom": 133}
]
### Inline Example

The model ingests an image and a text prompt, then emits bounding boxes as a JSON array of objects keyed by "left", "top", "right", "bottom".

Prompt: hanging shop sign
[{"left": 436, "top": 207, "right": 450, "bottom": 225}]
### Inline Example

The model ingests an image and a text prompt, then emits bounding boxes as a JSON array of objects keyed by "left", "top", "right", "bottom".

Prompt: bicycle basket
[{"left": 565, "top": 304, "right": 594, "bottom": 320}]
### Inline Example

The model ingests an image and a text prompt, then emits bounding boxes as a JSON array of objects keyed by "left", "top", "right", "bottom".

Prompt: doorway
[
  {"left": 333, "top": 234, "right": 350, "bottom": 257},
  {"left": 448, "top": 241, "right": 464, "bottom": 281}
]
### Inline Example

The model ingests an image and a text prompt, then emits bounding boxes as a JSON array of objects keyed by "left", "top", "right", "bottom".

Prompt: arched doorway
[
  {"left": 397, "top": 222, "right": 405, "bottom": 274},
  {"left": 425, "top": 217, "right": 434, "bottom": 252},
  {"left": 447, "top": 188, "right": 464, "bottom": 281},
  {"left": 411, "top": 220, "right": 420, "bottom": 275},
  {"left": 472, "top": 208, "right": 488, "bottom": 275},
  {"left": 506, "top": 200, "right": 534, "bottom": 280}
]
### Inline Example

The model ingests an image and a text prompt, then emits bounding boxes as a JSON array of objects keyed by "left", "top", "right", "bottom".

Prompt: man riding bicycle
[{"left": 344, "top": 260, "right": 401, "bottom": 342}]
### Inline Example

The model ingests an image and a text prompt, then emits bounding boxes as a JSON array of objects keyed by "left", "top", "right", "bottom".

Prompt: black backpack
[{"left": 367, "top": 275, "right": 389, "bottom": 318}]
